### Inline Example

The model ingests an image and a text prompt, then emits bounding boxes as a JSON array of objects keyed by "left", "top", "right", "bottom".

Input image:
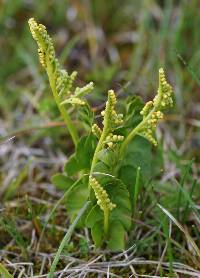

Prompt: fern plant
[
  {"left": 28, "top": 18, "right": 94, "bottom": 146},
  {"left": 29, "top": 18, "right": 174, "bottom": 250}
]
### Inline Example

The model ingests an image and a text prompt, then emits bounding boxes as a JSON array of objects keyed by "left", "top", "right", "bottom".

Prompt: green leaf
[
  {"left": 85, "top": 205, "right": 103, "bottom": 228},
  {"left": 119, "top": 135, "right": 152, "bottom": 187},
  {"left": 66, "top": 180, "right": 89, "bottom": 226},
  {"left": 91, "top": 221, "right": 104, "bottom": 247},
  {"left": 64, "top": 154, "right": 81, "bottom": 176},
  {"left": 51, "top": 174, "right": 74, "bottom": 191},
  {"left": 97, "top": 147, "right": 122, "bottom": 177},
  {"left": 124, "top": 96, "right": 144, "bottom": 129},
  {"left": 108, "top": 179, "right": 132, "bottom": 230},
  {"left": 107, "top": 221, "right": 126, "bottom": 251},
  {"left": 97, "top": 149, "right": 117, "bottom": 168},
  {"left": 64, "top": 134, "right": 97, "bottom": 176},
  {"left": 93, "top": 162, "right": 111, "bottom": 184},
  {"left": 76, "top": 134, "right": 96, "bottom": 169},
  {"left": 93, "top": 161, "right": 109, "bottom": 174},
  {"left": 77, "top": 102, "right": 94, "bottom": 130},
  {"left": 118, "top": 165, "right": 137, "bottom": 189}
]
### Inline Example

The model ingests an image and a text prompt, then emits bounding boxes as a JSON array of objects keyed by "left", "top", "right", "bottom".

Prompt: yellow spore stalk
[
  {"left": 28, "top": 18, "right": 94, "bottom": 145},
  {"left": 139, "top": 68, "right": 173, "bottom": 145},
  {"left": 154, "top": 68, "right": 173, "bottom": 109},
  {"left": 92, "top": 124, "right": 102, "bottom": 139},
  {"left": 91, "top": 90, "right": 124, "bottom": 172},
  {"left": 92, "top": 90, "right": 124, "bottom": 150},
  {"left": 90, "top": 90, "right": 123, "bottom": 234},
  {"left": 121, "top": 68, "right": 174, "bottom": 151},
  {"left": 29, "top": 18, "right": 54, "bottom": 67},
  {"left": 89, "top": 176, "right": 116, "bottom": 235},
  {"left": 89, "top": 176, "right": 116, "bottom": 212},
  {"left": 140, "top": 111, "right": 164, "bottom": 146}
]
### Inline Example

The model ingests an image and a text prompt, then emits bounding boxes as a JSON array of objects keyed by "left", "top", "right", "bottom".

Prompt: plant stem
[
  {"left": 104, "top": 209, "right": 109, "bottom": 237},
  {"left": 90, "top": 104, "right": 110, "bottom": 177},
  {"left": 90, "top": 131, "right": 107, "bottom": 175},
  {"left": 47, "top": 63, "right": 78, "bottom": 146}
]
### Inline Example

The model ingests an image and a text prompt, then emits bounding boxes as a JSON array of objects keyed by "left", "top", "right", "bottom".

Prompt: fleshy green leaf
[
  {"left": 77, "top": 102, "right": 94, "bottom": 130},
  {"left": 85, "top": 205, "right": 103, "bottom": 228},
  {"left": 91, "top": 220, "right": 104, "bottom": 247},
  {"left": 119, "top": 135, "right": 152, "bottom": 187},
  {"left": 64, "top": 134, "right": 97, "bottom": 176},
  {"left": 93, "top": 162, "right": 111, "bottom": 185},
  {"left": 108, "top": 179, "right": 132, "bottom": 230},
  {"left": 93, "top": 161, "right": 109, "bottom": 174},
  {"left": 124, "top": 96, "right": 144, "bottom": 129},
  {"left": 76, "top": 134, "right": 96, "bottom": 169},
  {"left": 64, "top": 154, "right": 81, "bottom": 176},
  {"left": 107, "top": 221, "right": 126, "bottom": 251},
  {"left": 65, "top": 180, "right": 89, "bottom": 227},
  {"left": 97, "top": 149, "right": 117, "bottom": 168},
  {"left": 51, "top": 174, "right": 74, "bottom": 191},
  {"left": 91, "top": 221, "right": 104, "bottom": 247}
]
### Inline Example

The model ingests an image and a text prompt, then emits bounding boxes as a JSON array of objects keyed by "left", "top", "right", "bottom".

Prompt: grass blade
[
  {"left": 36, "top": 177, "right": 83, "bottom": 253},
  {"left": 176, "top": 160, "right": 193, "bottom": 220},
  {"left": 3, "top": 161, "right": 31, "bottom": 200},
  {"left": 133, "top": 166, "right": 141, "bottom": 215},
  {"left": 180, "top": 179, "right": 198, "bottom": 223},
  {"left": 48, "top": 201, "right": 91, "bottom": 278},
  {"left": 158, "top": 204, "right": 200, "bottom": 261},
  {"left": 0, "top": 263, "right": 14, "bottom": 278},
  {"left": 0, "top": 217, "right": 28, "bottom": 259}
]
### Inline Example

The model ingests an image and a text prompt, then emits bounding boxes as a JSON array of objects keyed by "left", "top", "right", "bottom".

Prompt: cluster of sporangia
[
  {"left": 139, "top": 68, "right": 173, "bottom": 146},
  {"left": 28, "top": 18, "right": 94, "bottom": 107},
  {"left": 92, "top": 90, "right": 124, "bottom": 149},
  {"left": 89, "top": 176, "right": 116, "bottom": 212}
]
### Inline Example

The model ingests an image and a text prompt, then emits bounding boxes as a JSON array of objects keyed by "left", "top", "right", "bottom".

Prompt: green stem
[
  {"left": 104, "top": 209, "right": 109, "bottom": 237},
  {"left": 47, "top": 62, "right": 78, "bottom": 146},
  {"left": 90, "top": 131, "right": 107, "bottom": 175},
  {"left": 90, "top": 104, "right": 110, "bottom": 177}
]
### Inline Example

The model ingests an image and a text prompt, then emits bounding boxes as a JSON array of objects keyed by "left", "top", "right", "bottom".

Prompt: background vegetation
[{"left": 0, "top": 0, "right": 199, "bottom": 277}]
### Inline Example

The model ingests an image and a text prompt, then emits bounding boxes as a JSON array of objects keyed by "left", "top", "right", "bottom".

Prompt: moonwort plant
[
  {"left": 29, "top": 18, "right": 174, "bottom": 250},
  {"left": 28, "top": 18, "right": 94, "bottom": 146}
]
